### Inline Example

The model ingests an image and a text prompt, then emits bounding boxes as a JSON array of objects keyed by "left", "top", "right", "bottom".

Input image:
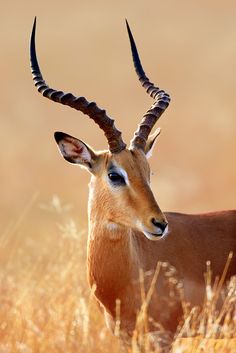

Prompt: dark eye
[{"left": 108, "top": 172, "right": 125, "bottom": 185}]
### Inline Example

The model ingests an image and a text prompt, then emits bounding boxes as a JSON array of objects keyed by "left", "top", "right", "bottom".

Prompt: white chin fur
[{"left": 143, "top": 225, "right": 169, "bottom": 241}]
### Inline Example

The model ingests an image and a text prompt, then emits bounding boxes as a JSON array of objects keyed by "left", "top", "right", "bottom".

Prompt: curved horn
[
  {"left": 126, "top": 20, "right": 170, "bottom": 150},
  {"left": 30, "top": 17, "right": 126, "bottom": 154}
]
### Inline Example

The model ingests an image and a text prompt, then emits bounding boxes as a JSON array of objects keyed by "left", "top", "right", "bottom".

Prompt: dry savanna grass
[
  {"left": 1, "top": 1, "right": 236, "bottom": 352},
  {"left": 0, "top": 195, "right": 235, "bottom": 353}
]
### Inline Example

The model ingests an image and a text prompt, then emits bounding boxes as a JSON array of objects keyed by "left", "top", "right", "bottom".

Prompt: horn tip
[
  {"left": 33, "top": 16, "right": 37, "bottom": 30},
  {"left": 125, "top": 19, "right": 132, "bottom": 36}
]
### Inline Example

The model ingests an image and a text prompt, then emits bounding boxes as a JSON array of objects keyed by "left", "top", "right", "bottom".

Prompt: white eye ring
[{"left": 107, "top": 166, "right": 130, "bottom": 186}]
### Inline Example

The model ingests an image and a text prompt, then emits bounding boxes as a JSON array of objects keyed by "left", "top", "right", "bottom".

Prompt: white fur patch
[
  {"left": 136, "top": 220, "right": 143, "bottom": 231},
  {"left": 117, "top": 168, "right": 129, "bottom": 185},
  {"left": 142, "top": 230, "right": 163, "bottom": 241},
  {"left": 109, "top": 163, "right": 130, "bottom": 186},
  {"left": 136, "top": 220, "right": 169, "bottom": 241},
  {"left": 106, "top": 222, "right": 119, "bottom": 231}
]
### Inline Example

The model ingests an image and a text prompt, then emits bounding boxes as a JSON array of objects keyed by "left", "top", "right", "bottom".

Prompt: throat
[
  {"left": 87, "top": 221, "right": 136, "bottom": 315},
  {"left": 103, "top": 222, "right": 124, "bottom": 240}
]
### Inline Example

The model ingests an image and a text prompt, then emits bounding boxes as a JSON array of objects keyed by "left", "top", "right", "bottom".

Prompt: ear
[
  {"left": 145, "top": 128, "right": 161, "bottom": 159},
  {"left": 54, "top": 131, "right": 98, "bottom": 172}
]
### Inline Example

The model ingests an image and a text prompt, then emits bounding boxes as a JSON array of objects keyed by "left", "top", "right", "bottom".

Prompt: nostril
[
  {"left": 151, "top": 218, "right": 158, "bottom": 227},
  {"left": 151, "top": 218, "right": 168, "bottom": 232}
]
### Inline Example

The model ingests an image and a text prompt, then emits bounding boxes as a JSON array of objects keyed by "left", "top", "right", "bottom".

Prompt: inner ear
[
  {"left": 145, "top": 127, "right": 161, "bottom": 159},
  {"left": 54, "top": 131, "right": 97, "bottom": 170}
]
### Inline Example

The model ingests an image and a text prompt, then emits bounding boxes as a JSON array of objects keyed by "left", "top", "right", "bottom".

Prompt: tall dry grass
[
  {"left": 1, "top": 1, "right": 235, "bottom": 352},
  {"left": 0, "top": 195, "right": 235, "bottom": 353}
]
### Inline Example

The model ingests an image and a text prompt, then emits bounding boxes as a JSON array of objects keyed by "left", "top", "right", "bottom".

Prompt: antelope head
[{"left": 30, "top": 18, "right": 170, "bottom": 240}]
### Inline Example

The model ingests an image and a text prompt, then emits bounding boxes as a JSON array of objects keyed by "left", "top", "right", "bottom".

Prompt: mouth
[{"left": 143, "top": 225, "right": 169, "bottom": 241}]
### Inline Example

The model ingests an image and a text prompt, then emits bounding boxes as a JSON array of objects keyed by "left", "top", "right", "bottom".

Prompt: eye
[{"left": 108, "top": 172, "right": 126, "bottom": 185}]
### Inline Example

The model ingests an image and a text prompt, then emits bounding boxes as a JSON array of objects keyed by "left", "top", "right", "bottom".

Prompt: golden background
[{"left": 1, "top": 0, "right": 236, "bottom": 232}]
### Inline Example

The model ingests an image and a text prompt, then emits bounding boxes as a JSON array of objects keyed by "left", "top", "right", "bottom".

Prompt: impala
[{"left": 30, "top": 18, "right": 236, "bottom": 340}]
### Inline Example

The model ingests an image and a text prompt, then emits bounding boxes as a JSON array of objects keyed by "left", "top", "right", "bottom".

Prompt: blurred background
[{"left": 1, "top": 0, "right": 236, "bottom": 234}]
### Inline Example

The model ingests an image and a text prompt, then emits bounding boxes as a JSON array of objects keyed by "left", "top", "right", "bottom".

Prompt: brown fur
[
  {"left": 55, "top": 136, "right": 236, "bottom": 337},
  {"left": 85, "top": 149, "right": 236, "bottom": 335}
]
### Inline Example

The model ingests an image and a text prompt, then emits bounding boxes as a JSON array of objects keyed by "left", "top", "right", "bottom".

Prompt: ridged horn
[
  {"left": 30, "top": 17, "right": 126, "bottom": 154},
  {"left": 126, "top": 20, "right": 170, "bottom": 150}
]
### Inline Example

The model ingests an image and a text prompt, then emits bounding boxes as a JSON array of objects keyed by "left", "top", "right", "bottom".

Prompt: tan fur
[
  {"left": 85, "top": 148, "right": 236, "bottom": 336},
  {"left": 31, "top": 18, "right": 236, "bottom": 341}
]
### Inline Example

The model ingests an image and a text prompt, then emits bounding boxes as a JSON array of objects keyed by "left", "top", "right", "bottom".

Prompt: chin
[{"left": 143, "top": 225, "right": 169, "bottom": 241}]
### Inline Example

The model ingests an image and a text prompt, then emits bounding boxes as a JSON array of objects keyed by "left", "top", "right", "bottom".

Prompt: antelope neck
[{"left": 87, "top": 220, "right": 138, "bottom": 311}]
